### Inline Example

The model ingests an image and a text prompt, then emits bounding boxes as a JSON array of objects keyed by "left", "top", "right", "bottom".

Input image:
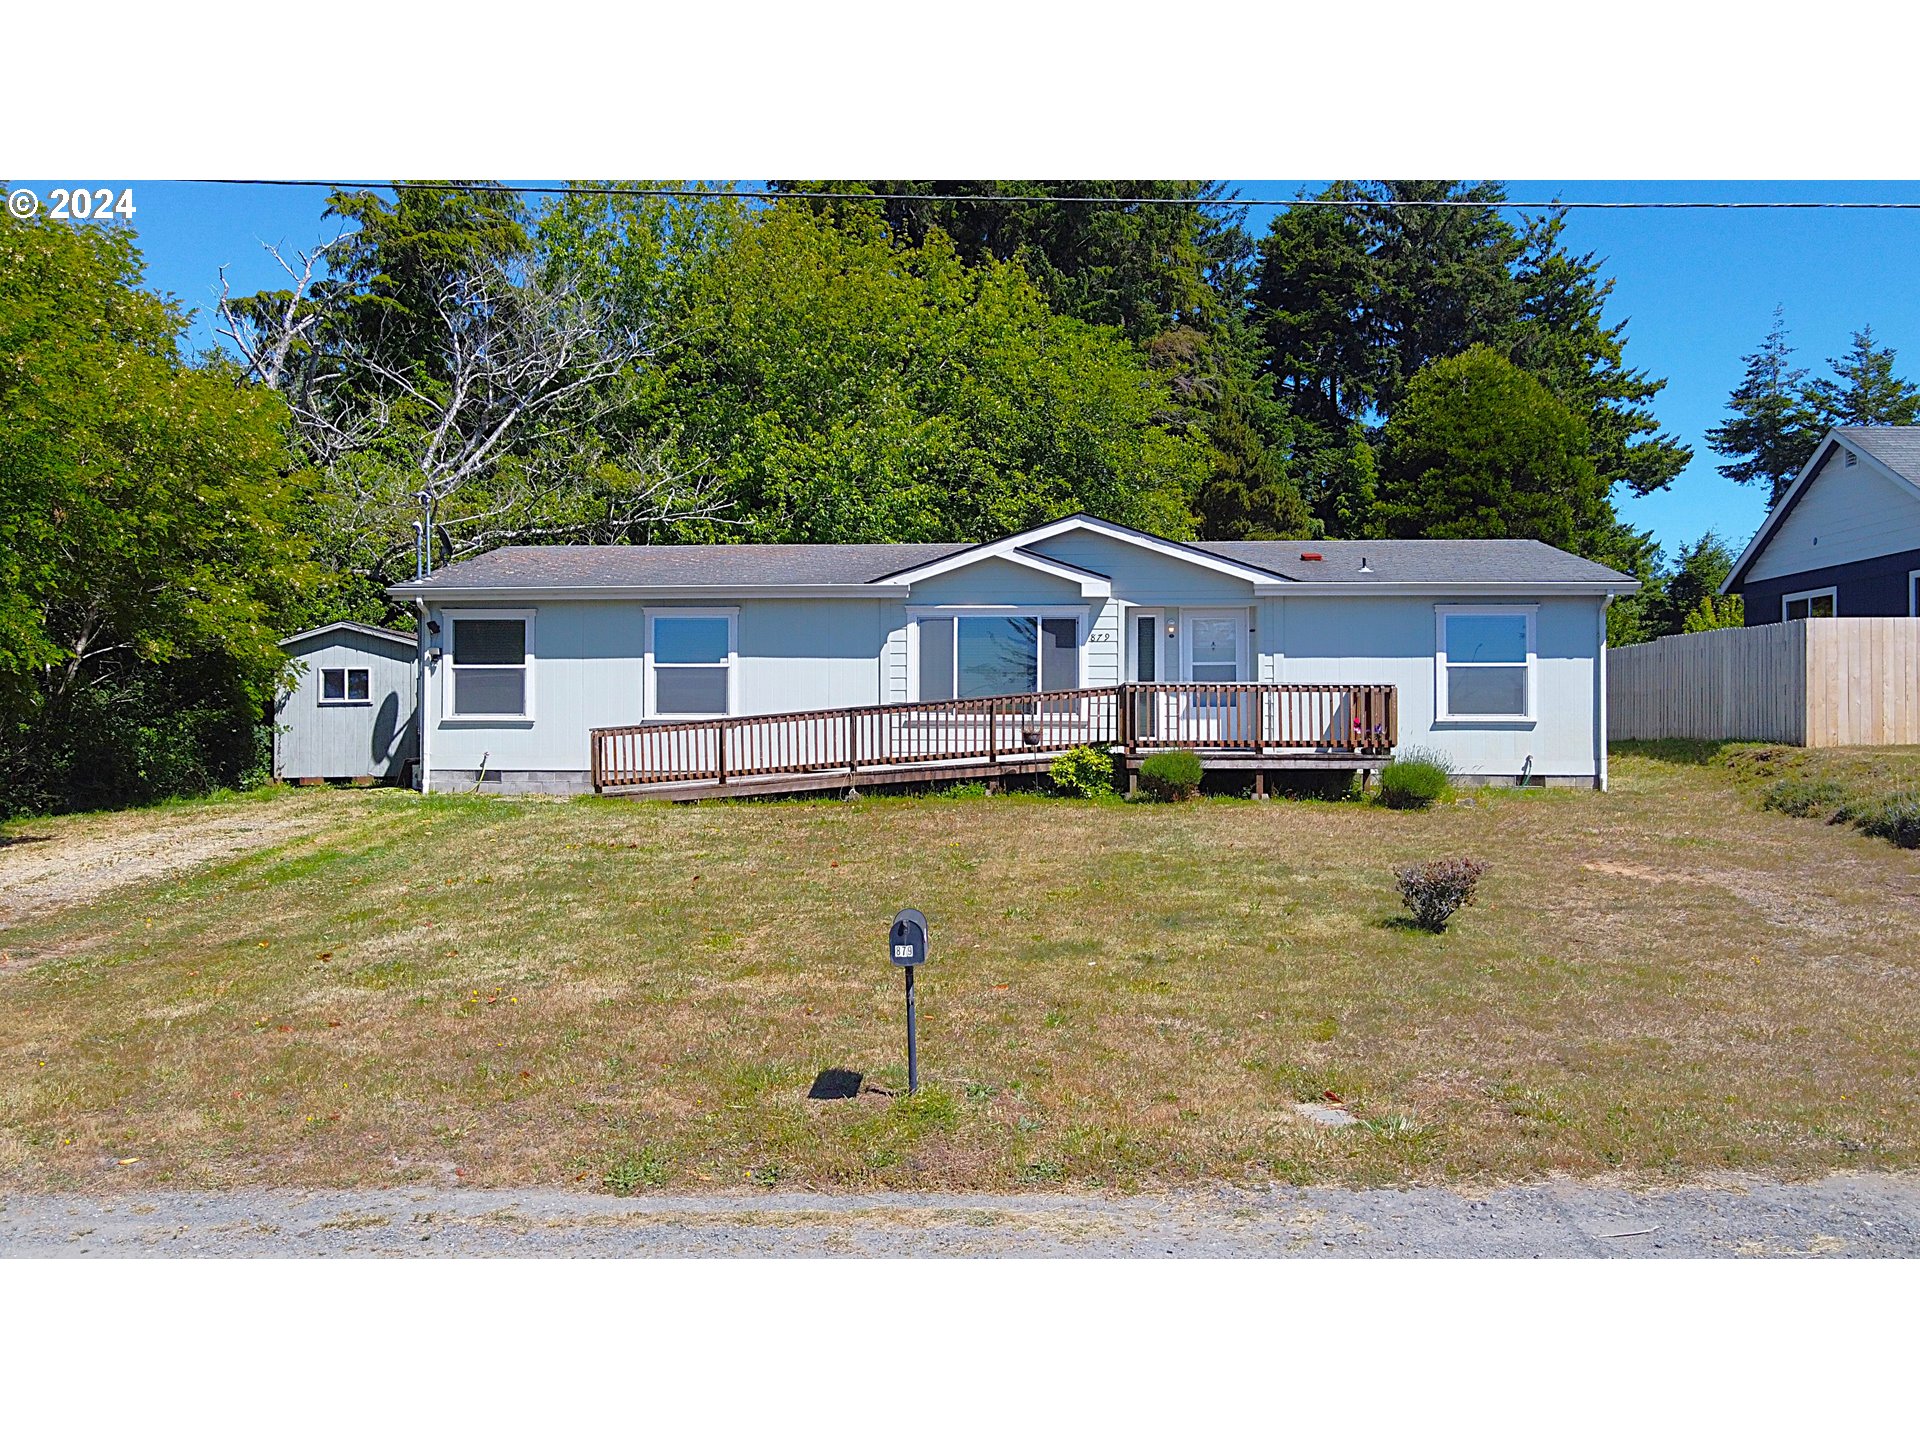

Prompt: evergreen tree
[
  {"left": 1805, "top": 325, "right": 1920, "bottom": 430},
  {"left": 1513, "top": 209, "right": 1691, "bottom": 497},
  {"left": 1378, "top": 347, "right": 1610, "bottom": 555},
  {"left": 1705, "top": 307, "right": 1818, "bottom": 507}
]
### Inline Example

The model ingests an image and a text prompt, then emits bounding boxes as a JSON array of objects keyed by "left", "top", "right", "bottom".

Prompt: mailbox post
[{"left": 890, "top": 908, "right": 928, "bottom": 1095}]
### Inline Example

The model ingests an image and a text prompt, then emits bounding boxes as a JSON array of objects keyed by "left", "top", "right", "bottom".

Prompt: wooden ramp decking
[{"left": 591, "top": 682, "right": 1396, "bottom": 801}]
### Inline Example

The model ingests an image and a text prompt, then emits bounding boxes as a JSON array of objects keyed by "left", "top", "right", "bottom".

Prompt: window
[
  {"left": 1910, "top": 571, "right": 1920, "bottom": 618},
  {"left": 319, "top": 667, "right": 370, "bottom": 705},
  {"left": 648, "top": 610, "right": 736, "bottom": 716},
  {"left": 1782, "top": 588, "right": 1837, "bottom": 622},
  {"left": 447, "top": 613, "right": 531, "bottom": 718},
  {"left": 1436, "top": 606, "right": 1535, "bottom": 722},
  {"left": 915, "top": 612, "right": 1079, "bottom": 700}
]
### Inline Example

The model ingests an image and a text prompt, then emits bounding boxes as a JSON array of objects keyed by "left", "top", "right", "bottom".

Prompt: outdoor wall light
[{"left": 1166, "top": 622, "right": 1176, "bottom": 637}]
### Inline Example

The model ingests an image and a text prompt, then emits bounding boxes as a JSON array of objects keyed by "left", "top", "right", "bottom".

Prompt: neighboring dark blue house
[{"left": 1724, "top": 427, "right": 1920, "bottom": 624}]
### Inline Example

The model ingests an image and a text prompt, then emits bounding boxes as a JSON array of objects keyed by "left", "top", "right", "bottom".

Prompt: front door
[
  {"left": 1180, "top": 610, "right": 1251, "bottom": 744},
  {"left": 1131, "top": 610, "right": 1162, "bottom": 739}
]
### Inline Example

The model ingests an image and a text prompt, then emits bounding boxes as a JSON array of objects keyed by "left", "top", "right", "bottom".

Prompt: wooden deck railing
[{"left": 591, "top": 681, "right": 1395, "bottom": 792}]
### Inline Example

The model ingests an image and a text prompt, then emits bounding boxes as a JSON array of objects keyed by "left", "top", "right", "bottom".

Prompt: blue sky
[{"left": 38, "top": 177, "right": 1920, "bottom": 563}]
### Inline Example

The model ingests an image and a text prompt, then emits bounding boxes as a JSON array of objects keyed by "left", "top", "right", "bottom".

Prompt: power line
[{"left": 193, "top": 179, "right": 1920, "bottom": 211}]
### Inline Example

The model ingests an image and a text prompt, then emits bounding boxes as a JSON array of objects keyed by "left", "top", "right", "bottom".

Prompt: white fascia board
[
  {"left": 279, "top": 621, "right": 418, "bottom": 647},
  {"left": 390, "top": 583, "right": 915, "bottom": 602},
  {"left": 1249, "top": 581, "right": 1636, "bottom": 598},
  {"left": 878, "top": 515, "right": 1281, "bottom": 587}
]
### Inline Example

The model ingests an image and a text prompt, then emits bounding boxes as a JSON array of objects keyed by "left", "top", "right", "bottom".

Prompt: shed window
[
  {"left": 1782, "top": 588, "right": 1836, "bottom": 622},
  {"left": 320, "top": 668, "right": 370, "bottom": 704},
  {"left": 649, "top": 611, "right": 736, "bottom": 716},
  {"left": 1437, "top": 607, "right": 1535, "bottom": 721},
  {"left": 449, "top": 617, "right": 529, "bottom": 717}
]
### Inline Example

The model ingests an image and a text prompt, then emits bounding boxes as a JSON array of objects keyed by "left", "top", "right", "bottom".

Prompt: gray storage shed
[{"left": 275, "top": 622, "right": 420, "bottom": 783}]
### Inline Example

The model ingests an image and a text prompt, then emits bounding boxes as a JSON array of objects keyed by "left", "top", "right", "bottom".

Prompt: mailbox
[{"left": 890, "top": 908, "right": 928, "bottom": 968}]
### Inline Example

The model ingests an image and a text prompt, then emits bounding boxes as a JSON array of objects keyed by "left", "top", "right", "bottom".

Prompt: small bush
[
  {"left": 1137, "top": 750, "right": 1203, "bottom": 801},
  {"left": 1395, "top": 857, "right": 1489, "bottom": 931},
  {"left": 1378, "top": 746, "right": 1452, "bottom": 810},
  {"left": 1841, "top": 791, "right": 1920, "bottom": 849},
  {"left": 1760, "top": 777, "right": 1848, "bottom": 819},
  {"left": 1049, "top": 744, "right": 1118, "bottom": 798}
]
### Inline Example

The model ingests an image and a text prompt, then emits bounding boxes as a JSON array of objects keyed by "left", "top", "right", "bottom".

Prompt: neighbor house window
[
  {"left": 1910, "top": 571, "right": 1920, "bottom": 618},
  {"left": 1436, "top": 606, "right": 1536, "bottom": 722},
  {"left": 914, "top": 612, "right": 1079, "bottom": 700},
  {"left": 447, "top": 613, "right": 532, "bottom": 718},
  {"left": 1782, "top": 588, "right": 1836, "bottom": 622},
  {"left": 319, "top": 667, "right": 370, "bottom": 704},
  {"left": 648, "top": 609, "right": 737, "bottom": 716}
]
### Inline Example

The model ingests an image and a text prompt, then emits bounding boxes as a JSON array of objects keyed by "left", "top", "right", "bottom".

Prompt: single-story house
[
  {"left": 274, "top": 622, "right": 419, "bottom": 783},
  {"left": 1724, "top": 426, "right": 1920, "bottom": 623},
  {"left": 383, "top": 514, "right": 1636, "bottom": 797}
]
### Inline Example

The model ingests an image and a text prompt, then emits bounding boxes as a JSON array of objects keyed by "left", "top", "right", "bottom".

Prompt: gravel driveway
[
  {"left": 0, "top": 793, "right": 349, "bottom": 930},
  {"left": 4, "top": 1173, "right": 1915, "bottom": 1256}
]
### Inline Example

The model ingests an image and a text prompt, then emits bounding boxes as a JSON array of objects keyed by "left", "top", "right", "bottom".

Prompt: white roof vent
[
  {"left": 1845, "top": 448, "right": 1857, "bottom": 466},
  {"left": 1358, "top": 556, "right": 1373, "bottom": 573}
]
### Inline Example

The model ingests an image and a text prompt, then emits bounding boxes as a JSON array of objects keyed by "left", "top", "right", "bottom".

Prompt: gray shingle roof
[
  {"left": 1193, "top": 538, "right": 1633, "bottom": 585},
  {"left": 395, "top": 532, "right": 1633, "bottom": 592},
  {"left": 399, "top": 542, "right": 973, "bottom": 590},
  {"left": 1836, "top": 426, "right": 1920, "bottom": 482}
]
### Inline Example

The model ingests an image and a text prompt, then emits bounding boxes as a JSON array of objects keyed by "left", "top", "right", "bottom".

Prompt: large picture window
[
  {"left": 648, "top": 610, "right": 737, "bottom": 716},
  {"left": 915, "top": 612, "right": 1079, "bottom": 701},
  {"left": 1436, "top": 606, "right": 1535, "bottom": 722},
  {"left": 447, "top": 614, "right": 531, "bottom": 718}
]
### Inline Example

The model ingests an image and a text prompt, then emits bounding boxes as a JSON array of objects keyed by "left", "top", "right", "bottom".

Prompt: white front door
[
  {"left": 1181, "top": 610, "right": 1247, "bottom": 683},
  {"left": 1179, "top": 610, "right": 1251, "bottom": 743}
]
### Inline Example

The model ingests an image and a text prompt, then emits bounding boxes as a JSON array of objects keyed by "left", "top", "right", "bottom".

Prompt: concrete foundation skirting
[
  {"left": 426, "top": 769, "right": 594, "bottom": 796},
  {"left": 1449, "top": 773, "right": 1598, "bottom": 790}
]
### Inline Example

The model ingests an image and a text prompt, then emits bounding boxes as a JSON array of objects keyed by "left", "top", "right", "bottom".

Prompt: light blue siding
[
  {"left": 420, "top": 539, "right": 1609, "bottom": 789},
  {"left": 1269, "top": 594, "right": 1605, "bottom": 778},
  {"left": 277, "top": 632, "right": 418, "bottom": 780}
]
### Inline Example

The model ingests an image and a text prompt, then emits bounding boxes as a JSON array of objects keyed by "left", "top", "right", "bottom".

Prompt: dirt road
[{"left": 4, "top": 1173, "right": 1914, "bottom": 1256}]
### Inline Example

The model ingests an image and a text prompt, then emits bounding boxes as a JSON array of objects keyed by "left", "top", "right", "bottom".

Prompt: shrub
[
  {"left": 1760, "top": 777, "right": 1848, "bottom": 819},
  {"left": 1841, "top": 791, "right": 1920, "bottom": 849},
  {"left": 1137, "top": 750, "right": 1203, "bottom": 801},
  {"left": 1378, "top": 746, "right": 1452, "bottom": 810},
  {"left": 1049, "top": 744, "right": 1118, "bottom": 798},
  {"left": 1395, "top": 857, "right": 1489, "bottom": 931}
]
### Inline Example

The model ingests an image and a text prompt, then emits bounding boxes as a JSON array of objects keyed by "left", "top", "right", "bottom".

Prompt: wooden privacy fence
[
  {"left": 592, "top": 681, "right": 1396, "bottom": 792},
  {"left": 1608, "top": 618, "right": 1920, "bottom": 746}
]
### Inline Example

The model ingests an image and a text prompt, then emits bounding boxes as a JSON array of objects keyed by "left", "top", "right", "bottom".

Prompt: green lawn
[{"left": 4, "top": 750, "right": 1919, "bottom": 1194}]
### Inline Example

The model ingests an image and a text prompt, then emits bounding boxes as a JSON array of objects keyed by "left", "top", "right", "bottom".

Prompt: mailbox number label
[{"left": 893, "top": 943, "right": 915, "bottom": 959}]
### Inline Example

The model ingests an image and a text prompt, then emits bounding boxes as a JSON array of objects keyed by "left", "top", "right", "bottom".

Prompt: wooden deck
[{"left": 591, "top": 682, "right": 1396, "bottom": 800}]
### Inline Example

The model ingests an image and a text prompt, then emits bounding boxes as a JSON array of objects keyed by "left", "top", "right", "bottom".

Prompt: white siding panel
[{"left": 1746, "top": 451, "right": 1920, "bottom": 583}]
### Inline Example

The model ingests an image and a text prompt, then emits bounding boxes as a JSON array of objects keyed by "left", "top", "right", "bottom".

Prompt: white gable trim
[
  {"left": 1723, "top": 431, "right": 1920, "bottom": 593},
  {"left": 875, "top": 515, "right": 1283, "bottom": 589},
  {"left": 280, "top": 621, "right": 418, "bottom": 650}
]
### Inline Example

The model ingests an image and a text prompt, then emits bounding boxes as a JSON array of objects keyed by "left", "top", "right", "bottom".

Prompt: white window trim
[
  {"left": 441, "top": 609, "right": 536, "bottom": 721},
  {"left": 644, "top": 607, "right": 739, "bottom": 719},
  {"left": 317, "top": 666, "right": 372, "bottom": 708},
  {"left": 1435, "top": 604, "right": 1538, "bottom": 724},
  {"left": 1781, "top": 586, "right": 1838, "bottom": 623},
  {"left": 905, "top": 605, "right": 1089, "bottom": 701}
]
